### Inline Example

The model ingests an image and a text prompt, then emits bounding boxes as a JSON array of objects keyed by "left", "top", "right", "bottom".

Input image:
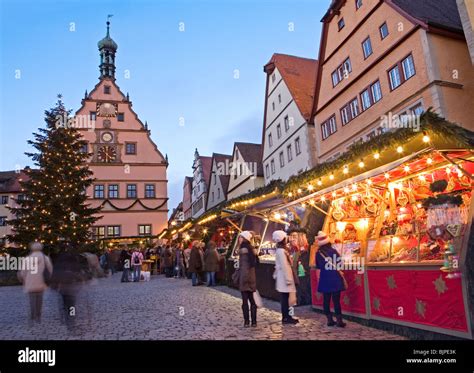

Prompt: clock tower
[{"left": 75, "top": 20, "right": 169, "bottom": 241}]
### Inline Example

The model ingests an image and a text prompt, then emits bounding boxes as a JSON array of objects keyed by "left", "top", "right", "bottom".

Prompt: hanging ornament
[
  {"left": 446, "top": 224, "right": 462, "bottom": 237},
  {"left": 397, "top": 191, "right": 409, "bottom": 207}
]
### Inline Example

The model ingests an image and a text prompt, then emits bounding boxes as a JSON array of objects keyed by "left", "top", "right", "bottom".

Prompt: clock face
[
  {"left": 97, "top": 145, "right": 117, "bottom": 163},
  {"left": 101, "top": 132, "right": 113, "bottom": 143},
  {"left": 97, "top": 102, "right": 117, "bottom": 117}
]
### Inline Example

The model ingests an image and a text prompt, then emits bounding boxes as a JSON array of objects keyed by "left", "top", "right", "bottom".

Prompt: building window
[
  {"left": 0, "top": 216, "right": 6, "bottom": 226},
  {"left": 295, "top": 137, "right": 301, "bottom": 155},
  {"left": 278, "top": 94, "right": 282, "bottom": 104},
  {"left": 388, "top": 65, "right": 402, "bottom": 90},
  {"left": 277, "top": 124, "right": 282, "bottom": 139},
  {"left": 127, "top": 184, "right": 137, "bottom": 198},
  {"left": 284, "top": 116, "right": 290, "bottom": 132},
  {"left": 340, "top": 106, "right": 350, "bottom": 126},
  {"left": 271, "top": 73, "right": 276, "bottom": 83},
  {"left": 80, "top": 143, "right": 88, "bottom": 153},
  {"left": 272, "top": 102, "right": 275, "bottom": 111},
  {"left": 94, "top": 184, "right": 105, "bottom": 199},
  {"left": 92, "top": 226, "right": 105, "bottom": 239},
  {"left": 107, "top": 226, "right": 121, "bottom": 238},
  {"left": 361, "top": 89, "right": 372, "bottom": 111},
  {"left": 371, "top": 80, "right": 382, "bottom": 103},
  {"left": 287, "top": 144, "right": 293, "bottom": 162},
  {"left": 356, "top": 0, "right": 362, "bottom": 9},
  {"left": 145, "top": 184, "right": 155, "bottom": 198},
  {"left": 279, "top": 152, "right": 285, "bottom": 167},
  {"left": 213, "top": 174, "right": 217, "bottom": 185},
  {"left": 402, "top": 55, "right": 416, "bottom": 80},
  {"left": 217, "top": 188, "right": 221, "bottom": 199},
  {"left": 380, "top": 22, "right": 389, "bottom": 39},
  {"left": 341, "top": 97, "right": 360, "bottom": 125},
  {"left": 125, "top": 142, "right": 136, "bottom": 155},
  {"left": 270, "top": 159, "right": 276, "bottom": 174},
  {"left": 338, "top": 18, "right": 345, "bottom": 31},
  {"left": 117, "top": 113, "right": 124, "bottom": 122},
  {"left": 350, "top": 98, "right": 360, "bottom": 118},
  {"left": 388, "top": 54, "right": 416, "bottom": 90},
  {"left": 235, "top": 150, "right": 239, "bottom": 160},
  {"left": 104, "top": 85, "right": 111, "bottom": 94},
  {"left": 1, "top": 196, "right": 8, "bottom": 204},
  {"left": 411, "top": 103, "right": 424, "bottom": 116},
  {"left": 321, "top": 115, "right": 337, "bottom": 140},
  {"left": 211, "top": 192, "right": 214, "bottom": 202},
  {"left": 138, "top": 225, "right": 152, "bottom": 236},
  {"left": 265, "top": 164, "right": 270, "bottom": 178},
  {"left": 17, "top": 194, "right": 25, "bottom": 202},
  {"left": 90, "top": 111, "right": 96, "bottom": 121},
  {"left": 332, "top": 57, "right": 351, "bottom": 87},
  {"left": 108, "top": 184, "right": 119, "bottom": 199},
  {"left": 268, "top": 133, "right": 273, "bottom": 147},
  {"left": 362, "top": 37, "right": 373, "bottom": 59}
]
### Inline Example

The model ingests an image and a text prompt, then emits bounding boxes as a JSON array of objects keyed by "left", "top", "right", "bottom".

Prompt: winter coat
[
  {"left": 238, "top": 242, "right": 257, "bottom": 292},
  {"left": 188, "top": 246, "right": 203, "bottom": 273},
  {"left": 274, "top": 248, "right": 296, "bottom": 293},
  {"left": 163, "top": 247, "right": 173, "bottom": 267},
  {"left": 18, "top": 251, "right": 53, "bottom": 293},
  {"left": 315, "top": 244, "right": 345, "bottom": 293},
  {"left": 204, "top": 248, "right": 220, "bottom": 272}
]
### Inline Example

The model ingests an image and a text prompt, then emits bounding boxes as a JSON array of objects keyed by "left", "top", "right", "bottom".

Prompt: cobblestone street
[{"left": 0, "top": 275, "right": 405, "bottom": 340}]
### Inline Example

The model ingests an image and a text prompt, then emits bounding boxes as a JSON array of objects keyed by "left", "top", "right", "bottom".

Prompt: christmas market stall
[{"left": 276, "top": 112, "right": 474, "bottom": 338}]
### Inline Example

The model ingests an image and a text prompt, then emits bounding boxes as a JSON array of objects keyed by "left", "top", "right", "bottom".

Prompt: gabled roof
[
  {"left": 199, "top": 156, "right": 213, "bottom": 190},
  {"left": 264, "top": 53, "right": 318, "bottom": 121},
  {"left": 234, "top": 142, "right": 264, "bottom": 177},
  {"left": 390, "top": 0, "right": 463, "bottom": 33},
  {"left": 0, "top": 170, "right": 29, "bottom": 193},
  {"left": 210, "top": 153, "right": 232, "bottom": 198}
]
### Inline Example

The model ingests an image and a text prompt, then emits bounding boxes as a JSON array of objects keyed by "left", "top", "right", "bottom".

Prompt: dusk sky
[{"left": 0, "top": 0, "right": 326, "bottom": 214}]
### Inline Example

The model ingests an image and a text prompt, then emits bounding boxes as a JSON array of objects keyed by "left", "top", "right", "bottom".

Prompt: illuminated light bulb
[
  {"left": 301, "top": 202, "right": 306, "bottom": 207},
  {"left": 317, "top": 179, "right": 322, "bottom": 186},
  {"left": 297, "top": 188, "right": 302, "bottom": 194},
  {"left": 404, "top": 165, "right": 410, "bottom": 172},
  {"left": 321, "top": 196, "right": 326, "bottom": 202},
  {"left": 351, "top": 194, "right": 358, "bottom": 201},
  {"left": 274, "top": 213, "right": 281, "bottom": 220},
  {"left": 418, "top": 174, "right": 425, "bottom": 181},
  {"left": 416, "top": 203, "right": 422, "bottom": 208},
  {"left": 343, "top": 166, "right": 349, "bottom": 174},
  {"left": 288, "top": 192, "right": 293, "bottom": 198},
  {"left": 374, "top": 152, "right": 380, "bottom": 160},
  {"left": 352, "top": 184, "right": 357, "bottom": 191},
  {"left": 446, "top": 167, "right": 451, "bottom": 174},
  {"left": 308, "top": 185, "right": 314, "bottom": 191},
  {"left": 367, "top": 179, "right": 372, "bottom": 185},
  {"left": 329, "top": 174, "right": 334, "bottom": 180},
  {"left": 422, "top": 132, "right": 430, "bottom": 143},
  {"left": 392, "top": 236, "right": 399, "bottom": 243},
  {"left": 331, "top": 192, "right": 337, "bottom": 198},
  {"left": 384, "top": 173, "right": 390, "bottom": 179},
  {"left": 358, "top": 160, "right": 365, "bottom": 168},
  {"left": 426, "top": 157, "right": 433, "bottom": 165},
  {"left": 344, "top": 187, "right": 350, "bottom": 194},
  {"left": 396, "top": 146, "right": 403, "bottom": 153}
]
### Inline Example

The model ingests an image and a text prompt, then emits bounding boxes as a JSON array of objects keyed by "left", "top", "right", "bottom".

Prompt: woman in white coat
[
  {"left": 273, "top": 230, "right": 299, "bottom": 325},
  {"left": 18, "top": 241, "right": 53, "bottom": 325}
]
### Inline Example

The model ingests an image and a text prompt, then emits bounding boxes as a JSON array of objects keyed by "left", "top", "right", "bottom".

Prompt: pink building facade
[{"left": 76, "top": 22, "right": 168, "bottom": 240}]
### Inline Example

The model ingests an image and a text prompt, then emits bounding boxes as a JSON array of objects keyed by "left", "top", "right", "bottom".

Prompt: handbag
[
  {"left": 231, "top": 268, "right": 240, "bottom": 287},
  {"left": 253, "top": 290, "right": 263, "bottom": 308},
  {"left": 285, "top": 251, "right": 300, "bottom": 286},
  {"left": 318, "top": 250, "right": 348, "bottom": 291}
]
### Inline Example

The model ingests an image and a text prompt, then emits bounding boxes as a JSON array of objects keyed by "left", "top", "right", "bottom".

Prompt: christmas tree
[{"left": 7, "top": 96, "right": 102, "bottom": 255}]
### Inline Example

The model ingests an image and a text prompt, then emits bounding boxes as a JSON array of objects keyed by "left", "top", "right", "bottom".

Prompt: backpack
[{"left": 134, "top": 253, "right": 141, "bottom": 264}]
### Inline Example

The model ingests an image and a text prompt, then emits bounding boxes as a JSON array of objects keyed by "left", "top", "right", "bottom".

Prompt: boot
[
  {"left": 336, "top": 315, "right": 346, "bottom": 328},
  {"left": 242, "top": 304, "right": 250, "bottom": 327},
  {"left": 251, "top": 304, "right": 257, "bottom": 327},
  {"left": 326, "top": 313, "right": 336, "bottom": 326}
]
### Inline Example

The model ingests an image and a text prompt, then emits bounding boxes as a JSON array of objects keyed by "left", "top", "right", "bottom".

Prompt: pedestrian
[
  {"left": 18, "top": 241, "right": 53, "bottom": 326},
  {"left": 119, "top": 248, "right": 132, "bottom": 282},
  {"left": 188, "top": 240, "right": 204, "bottom": 286},
  {"left": 237, "top": 231, "right": 258, "bottom": 327},
  {"left": 183, "top": 244, "right": 192, "bottom": 278},
  {"left": 131, "top": 248, "right": 144, "bottom": 282},
  {"left": 273, "top": 230, "right": 299, "bottom": 325},
  {"left": 106, "top": 248, "right": 116, "bottom": 275},
  {"left": 175, "top": 243, "right": 185, "bottom": 279},
  {"left": 204, "top": 241, "right": 220, "bottom": 286},
  {"left": 315, "top": 231, "right": 346, "bottom": 327},
  {"left": 163, "top": 245, "right": 174, "bottom": 278}
]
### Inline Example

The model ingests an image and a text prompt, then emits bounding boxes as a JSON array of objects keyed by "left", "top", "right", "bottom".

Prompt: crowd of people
[{"left": 17, "top": 229, "right": 347, "bottom": 331}]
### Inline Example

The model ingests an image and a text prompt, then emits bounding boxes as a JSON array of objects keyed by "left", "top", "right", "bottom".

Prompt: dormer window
[{"left": 104, "top": 85, "right": 111, "bottom": 94}]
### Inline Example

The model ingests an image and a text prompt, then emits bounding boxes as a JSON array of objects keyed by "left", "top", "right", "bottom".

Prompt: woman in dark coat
[
  {"left": 163, "top": 245, "right": 174, "bottom": 278},
  {"left": 237, "top": 231, "right": 258, "bottom": 327},
  {"left": 204, "top": 241, "right": 220, "bottom": 286},
  {"left": 315, "top": 231, "right": 346, "bottom": 327},
  {"left": 188, "top": 241, "right": 204, "bottom": 286}
]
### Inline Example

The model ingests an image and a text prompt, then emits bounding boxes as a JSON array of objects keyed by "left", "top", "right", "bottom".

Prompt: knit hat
[
  {"left": 316, "top": 231, "right": 330, "bottom": 246},
  {"left": 239, "top": 231, "right": 253, "bottom": 242},
  {"left": 272, "top": 230, "right": 287, "bottom": 243}
]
